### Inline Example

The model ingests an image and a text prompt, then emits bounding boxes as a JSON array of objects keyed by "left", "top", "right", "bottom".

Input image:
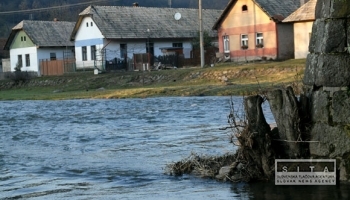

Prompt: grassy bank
[{"left": 0, "top": 59, "right": 306, "bottom": 100}]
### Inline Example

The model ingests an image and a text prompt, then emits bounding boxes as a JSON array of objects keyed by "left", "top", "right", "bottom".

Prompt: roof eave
[
  {"left": 213, "top": 0, "right": 236, "bottom": 30},
  {"left": 3, "top": 30, "right": 19, "bottom": 50},
  {"left": 283, "top": 19, "right": 315, "bottom": 23},
  {"left": 70, "top": 16, "right": 83, "bottom": 41}
]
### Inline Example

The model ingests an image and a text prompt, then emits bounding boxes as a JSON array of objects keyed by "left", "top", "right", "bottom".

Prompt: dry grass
[
  {"left": 165, "top": 152, "right": 237, "bottom": 178},
  {"left": 0, "top": 59, "right": 306, "bottom": 100}
]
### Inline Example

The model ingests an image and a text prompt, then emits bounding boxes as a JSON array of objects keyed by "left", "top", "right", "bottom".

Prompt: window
[
  {"left": 241, "top": 34, "right": 248, "bottom": 49},
  {"left": 82, "top": 46, "right": 87, "bottom": 61},
  {"left": 91, "top": 22, "right": 93, "bottom": 27},
  {"left": 17, "top": 55, "right": 23, "bottom": 68},
  {"left": 86, "top": 22, "right": 89, "bottom": 27},
  {"left": 223, "top": 35, "right": 230, "bottom": 53},
  {"left": 91, "top": 45, "right": 96, "bottom": 60},
  {"left": 120, "top": 44, "right": 127, "bottom": 58},
  {"left": 21, "top": 37, "right": 23, "bottom": 41},
  {"left": 242, "top": 5, "right": 248, "bottom": 12},
  {"left": 146, "top": 42, "right": 154, "bottom": 55},
  {"left": 256, "top": 33, "right": 264, "bottom": 48},
  {"left": 172, "top": 43, "right": 183, "bottom": 48},
  {"left": 25, "top": 54, "right": 30, "bottom": 67},
  {"left": 24, "top": 36, "right": 26, "bottom": 41},
  {"left": 50, "top": 53, "right": 56, "bottom": 61}
]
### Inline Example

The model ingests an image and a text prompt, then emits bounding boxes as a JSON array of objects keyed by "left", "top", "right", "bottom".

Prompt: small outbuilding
[{"left": 283, "top": 0, "right": 317, "bottom": 59}]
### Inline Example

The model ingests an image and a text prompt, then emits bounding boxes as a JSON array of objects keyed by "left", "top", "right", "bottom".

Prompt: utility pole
[{"left": 199, "top": 0, "right": 204, "bottom": 68}]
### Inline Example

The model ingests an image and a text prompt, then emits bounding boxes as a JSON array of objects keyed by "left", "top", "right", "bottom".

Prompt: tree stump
[
  {"left": 235, "top": 95, "right": 274, "bottom": 180},
  {"left": 267, "top": 86, "right": 302, "bottom": 158}
]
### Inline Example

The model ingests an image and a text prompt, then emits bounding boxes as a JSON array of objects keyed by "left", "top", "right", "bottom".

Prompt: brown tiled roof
[
  {"left": 71, "top": 6, "right": 222, "bottom": 40},
  {"left": 4, "top": 20, "right": 75, "bottom": 50},
  {"left": 283, "top": 0, "right": 317, "bottom": 22}
]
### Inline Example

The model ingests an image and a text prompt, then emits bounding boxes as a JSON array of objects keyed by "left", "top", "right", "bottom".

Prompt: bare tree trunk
[
  {"left": 235, "top": 95, "right": 274, "bottom": 180},
  {"left": 267, "top": 86, "right": 301, "bottom": 158}
]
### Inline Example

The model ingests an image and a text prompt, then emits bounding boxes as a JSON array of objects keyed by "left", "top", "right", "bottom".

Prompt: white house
[
  {"left": 3, "top": 20, "right": 75, "bottom": 74},
  {"left": 283, "top": 0, "right": 316, "bottom": 59},
  {"left": 70, "top": 5, "right": 222, "bottom": 70}
]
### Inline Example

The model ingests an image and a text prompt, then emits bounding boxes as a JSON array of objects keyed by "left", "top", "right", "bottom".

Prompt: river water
[{"left": 0, "top": 97, "right": 349, "bottom": 200}]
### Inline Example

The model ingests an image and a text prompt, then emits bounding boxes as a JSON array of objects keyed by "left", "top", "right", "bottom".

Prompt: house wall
[
  {"left": 9, "top": 31, "right": 37, "bottom": 72},
  {"left": 153, "top": 41, "right": 192, "bottom": 58},
  {"left": 216, "top": 0, "right": 278, "bottom": 62},
  {"left": 9, "top": 47, "right": 72, "bottom": 73},
  {"left": 293, "top": 21, "right": 313, "bottom": 59},
  {"left": 277, "top": 23, "right": 295, "bottom": 60},
  {"left": 9, "top": 47, "right": 37, "bottom": 72},
  {"left": 11, "top": 31, "right": 35, "bottom": 49},
  {"left": 8, "top": 30, "right": 73, "bottom": 73},
  {"left": 75, "top": 16, "right": 105, "bottom": 70},
  {"left": 74, "top": 16, "right": 195, "bottom": 70},
  {"left": 1, "top": 58, "right": 11, "bottom": 72},
  {"left": 104, "top": 40, "right": 193, "bottom": 61}
]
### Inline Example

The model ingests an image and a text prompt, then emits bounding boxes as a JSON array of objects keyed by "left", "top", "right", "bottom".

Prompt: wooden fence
[{"left": 40, "top": 59, "right": 75, "bottom": 76}]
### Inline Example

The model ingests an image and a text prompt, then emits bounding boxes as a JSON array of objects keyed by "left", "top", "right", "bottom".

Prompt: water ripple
[{"left": 0, "top": 97, "right": 272, "bottom": 199}]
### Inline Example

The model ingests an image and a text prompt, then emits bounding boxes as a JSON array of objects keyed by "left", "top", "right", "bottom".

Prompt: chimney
[{"left": 133, "top": 2, "right": 139, "bottom": 7}]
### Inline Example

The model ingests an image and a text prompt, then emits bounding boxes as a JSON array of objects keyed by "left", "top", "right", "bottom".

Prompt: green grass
[{"left": 0, "top": 59, "right": 306, "bottom": 100}]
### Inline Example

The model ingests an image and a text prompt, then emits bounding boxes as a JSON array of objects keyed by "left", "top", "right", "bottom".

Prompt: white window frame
[
  {"left": 223, "top": 35, "right": 230, "bottom": 53},
  {"left": 256, "top": 33, "right": 264, "bottom": 48},
  {"left": 241, "top": 34, "right": 248, "bottom": 49}
]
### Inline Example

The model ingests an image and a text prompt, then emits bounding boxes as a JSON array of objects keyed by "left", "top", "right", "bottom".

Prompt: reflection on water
[
  {"left": 233, "top": 181, "right": 350, "bottom": 200},
  {"left": 0, "top": 97, "right": 347, "bottom": 199}
]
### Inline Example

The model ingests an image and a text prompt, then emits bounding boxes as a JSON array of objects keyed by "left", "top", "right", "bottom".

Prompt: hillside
[{"left": 0, "top": 59, "right": 306, "bottom": 100}]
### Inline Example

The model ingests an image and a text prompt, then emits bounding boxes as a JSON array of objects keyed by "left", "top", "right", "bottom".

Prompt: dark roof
[
  {"left": 213, "top": 0, "right": 300, "bottom": 29},
  {"left": 71, "top": 6, "right": 223, "bottom": 40},
  {"left": 0, "top": 38, "right": 9, "bottom": 58},
  {"left": 4, "top": 20, "right": 75, "bottom": 50}
]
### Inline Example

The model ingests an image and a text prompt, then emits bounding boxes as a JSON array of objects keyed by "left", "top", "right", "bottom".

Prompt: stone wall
[{"left": 303, "top": 0, "right": 350, "bottom": 181}]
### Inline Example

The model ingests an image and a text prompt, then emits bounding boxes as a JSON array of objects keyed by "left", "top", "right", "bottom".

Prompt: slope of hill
[{"left": 0, "top": 59, "right": 306, "bottom": 100}]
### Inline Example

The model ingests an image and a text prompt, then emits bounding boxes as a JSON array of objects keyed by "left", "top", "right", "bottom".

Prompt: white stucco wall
[
  {"left": 74, "top": 16, "right": 105, "bottom": 69},
  {"left": 154, "top": 41, "right": 192, "bottom": 58},
  {"left": 10, "top": 47, "right": 73, "bottom": 72},
  {"left": 294, "top": 21, "right": 313, "bottom": 59},
  {"left": 9, "top": 47, "right": 37, "bottom": 72},
  {"left": 105, "top": 41, "right": 145, "bottom": 61},
  {"left": 37, "top": 48, "right": 71, "bottom": 60},
  {"left": 73, "top": 16, "right": 194, "bottom": 69}
]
